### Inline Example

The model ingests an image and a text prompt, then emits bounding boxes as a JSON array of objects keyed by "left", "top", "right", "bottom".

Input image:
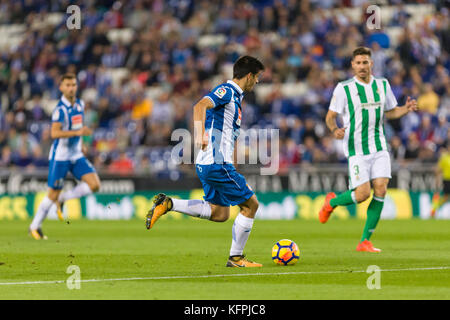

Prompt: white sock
[
  {"left": 30, "top": 196, "right": 54, "bottom": 230},
  {"left": 229, "top": 213, "right": 254, "bottom": 257},
  {"left": 171, "top": 198, "right": 211, "bottom": 220},
  {"left": 59, "top": 182, "right": 92, "bottom": 202},
  {"left": 373, "top": 196, "right": 384, "bottom": 202}
]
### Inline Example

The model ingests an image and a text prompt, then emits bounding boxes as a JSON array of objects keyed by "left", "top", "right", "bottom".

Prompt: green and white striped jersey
[{"left": 329, "top": 75, "right": 397, "bottom": 158}]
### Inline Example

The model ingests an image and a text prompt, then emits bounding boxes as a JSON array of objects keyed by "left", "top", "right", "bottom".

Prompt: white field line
[{"left": 0, "top": 266, "right": 449, "bottom": 286}]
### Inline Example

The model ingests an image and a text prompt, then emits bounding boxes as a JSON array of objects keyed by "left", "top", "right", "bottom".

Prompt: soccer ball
[{"left": 272, "top": 239, "right": 300, "bottom": 266}]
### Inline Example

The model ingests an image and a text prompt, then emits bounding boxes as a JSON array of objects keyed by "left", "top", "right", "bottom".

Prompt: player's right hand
[
  {"left": 195, "top": 132, "right": 209, "bottom": 151},
  {"left": 79, "top": 126, "right": 92, "bottom": 136},
  {"left": 332, "top": 127, "right": 346, "bottom": 140},
  {"left": 194, "top": 132, "right": 209, "bottom": 150}
]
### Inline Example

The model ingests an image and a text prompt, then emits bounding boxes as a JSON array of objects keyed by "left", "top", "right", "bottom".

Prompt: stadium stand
[{"left": 0, "top": 0, "right": 448, "bottom": 176}]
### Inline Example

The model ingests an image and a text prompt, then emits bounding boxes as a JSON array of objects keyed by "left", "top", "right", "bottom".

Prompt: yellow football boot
[
  {"left": 56, "top": 201, "right": 65, "bottom": 221},
  {"left": 226, "top": 255, "right": 263, "bottom": 267},
  {"left": 29, "top": 228, "right": 48, "bottom": 240}
]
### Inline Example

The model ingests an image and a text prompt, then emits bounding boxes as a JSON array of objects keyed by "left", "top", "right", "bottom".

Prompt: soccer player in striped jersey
[
  {"left": 319, "top": 47, "right": 418, "bottom": 252},
  {"left": 145, "top": 56, "right": 265, "bottom": 267},
  {"left": 29, "top": 73, "right": 101, "bottom": 240}
]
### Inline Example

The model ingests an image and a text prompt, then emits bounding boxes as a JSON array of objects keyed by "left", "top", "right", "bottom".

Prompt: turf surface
[{"left": 0, "top": 218, "right": 449, "bottom": 300}]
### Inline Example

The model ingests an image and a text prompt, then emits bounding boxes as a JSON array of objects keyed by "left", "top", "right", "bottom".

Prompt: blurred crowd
[{"left": 0, "top": 0, "right": 449, "bottom": 176}]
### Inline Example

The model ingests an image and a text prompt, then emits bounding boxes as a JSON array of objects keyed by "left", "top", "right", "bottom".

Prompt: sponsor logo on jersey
[
  {"left": 361, "top": 102, "right": 382, "bottom": 109},
  {"left": 71, "top": 114, "right": 83, "bottom": 130}
]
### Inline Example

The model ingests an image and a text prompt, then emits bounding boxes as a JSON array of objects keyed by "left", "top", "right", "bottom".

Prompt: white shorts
[{"left": 347, "top": 151, "right": 391, "bottom": 189}]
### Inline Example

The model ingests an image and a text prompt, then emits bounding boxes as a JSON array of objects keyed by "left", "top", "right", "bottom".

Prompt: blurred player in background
[
  {"left": 431, "top": 141, "right": 449, "bottom": 217},
  {"left": 145, "top": 56, "right": 265, "bottom": 267},
  {"left": 29, "top": 73, "right": 101, "bottom": 240},
  {"left": 319, "top": 47, "right": 418, "bottom": 252}
]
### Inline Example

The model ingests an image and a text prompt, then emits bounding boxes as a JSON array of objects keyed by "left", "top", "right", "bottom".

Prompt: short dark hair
[
  {"left": 233, "top": 56, "right": 265, "bottom": 79},
  {"left": 60, "top": 73, "right": 77, "bottom": 82},
  {"left": 352, "top": 47, "right": 372, "bottom": 59}
]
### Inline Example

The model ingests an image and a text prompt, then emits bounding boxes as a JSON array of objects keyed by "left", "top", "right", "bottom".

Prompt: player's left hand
[
  {"left": 82, "top": 144, "right": 88, "bottom": 155},
  {"left": 405, "top": 96, "right": 418, "bottom": 113}
]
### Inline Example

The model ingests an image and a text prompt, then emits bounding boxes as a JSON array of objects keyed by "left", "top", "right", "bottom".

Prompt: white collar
[
  {"left": 353, "top": 75, "right": 374, "bottom": 86},
  {"left": 61, "top": 95, "right": 75, "bottom": 107},
  {"left": 227, "top": 80, "right": 244, "bottom": 95}
]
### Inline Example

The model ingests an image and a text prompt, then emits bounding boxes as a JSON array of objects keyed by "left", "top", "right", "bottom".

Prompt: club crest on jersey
[{"left": 213, "top": 87, "right": 227, "bottom": 99}]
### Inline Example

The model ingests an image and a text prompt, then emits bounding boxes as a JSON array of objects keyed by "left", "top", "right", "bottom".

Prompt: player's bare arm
[
  {"left": 193, "top": 97, "right": 214, "bottom": 150},
  {"left": 325, "top": 110, "right": 346, "bottom": 140},
  {"left": 385, "top": 96, "right": 418, "bottom": 119},
  {"left": 50, "top": 122, "right": 92, "bottom": 139}
]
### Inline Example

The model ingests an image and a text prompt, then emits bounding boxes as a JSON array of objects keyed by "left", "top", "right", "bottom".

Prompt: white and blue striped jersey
[
  {"left": 196, "top": 80, "right": 243, "bottom": 165},
  {"left": 48, "top": 95, "right": 85, "bottom": 162}
]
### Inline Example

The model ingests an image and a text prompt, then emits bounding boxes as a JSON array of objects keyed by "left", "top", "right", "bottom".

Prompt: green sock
[
  {"left": 361, "top": 196, "right": 384, "bottom": 242},
  {"left": 330, "top": 190, "right": 356, "bottom": 208}
]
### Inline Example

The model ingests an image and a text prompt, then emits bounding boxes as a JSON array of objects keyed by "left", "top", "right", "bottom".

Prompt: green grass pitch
[{"left": 0, "top": 218, "right": 449, "bottom": 299}]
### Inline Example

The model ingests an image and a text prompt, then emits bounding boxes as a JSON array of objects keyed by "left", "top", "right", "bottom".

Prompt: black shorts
[{"left": 444, "top": 180, "right": 450, "bottom": 195}]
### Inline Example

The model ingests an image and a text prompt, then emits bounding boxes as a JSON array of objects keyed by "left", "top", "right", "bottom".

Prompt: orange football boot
[
  {"left": 318, "top": 192, "right": 336, "bottom": 224},
  {"left": 145, "top": 193, "right": 172, "bottom": 230},
  {"left": 430, "top": 193, "right": 440, "bottom": 218},
  {"left": 226, "top": 255, "right": 263, "bottom": 267},
  {"left": 356, "top": 240, "right": 381, "bottom": 253}
]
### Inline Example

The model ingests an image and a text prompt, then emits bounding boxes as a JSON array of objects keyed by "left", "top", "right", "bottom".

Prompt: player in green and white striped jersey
[
  {"left": 328, "top": 75, "right": 396, "bottom": 158},
  {"left": 319, "top": 47, "right": 418, "bottom": 252}
]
